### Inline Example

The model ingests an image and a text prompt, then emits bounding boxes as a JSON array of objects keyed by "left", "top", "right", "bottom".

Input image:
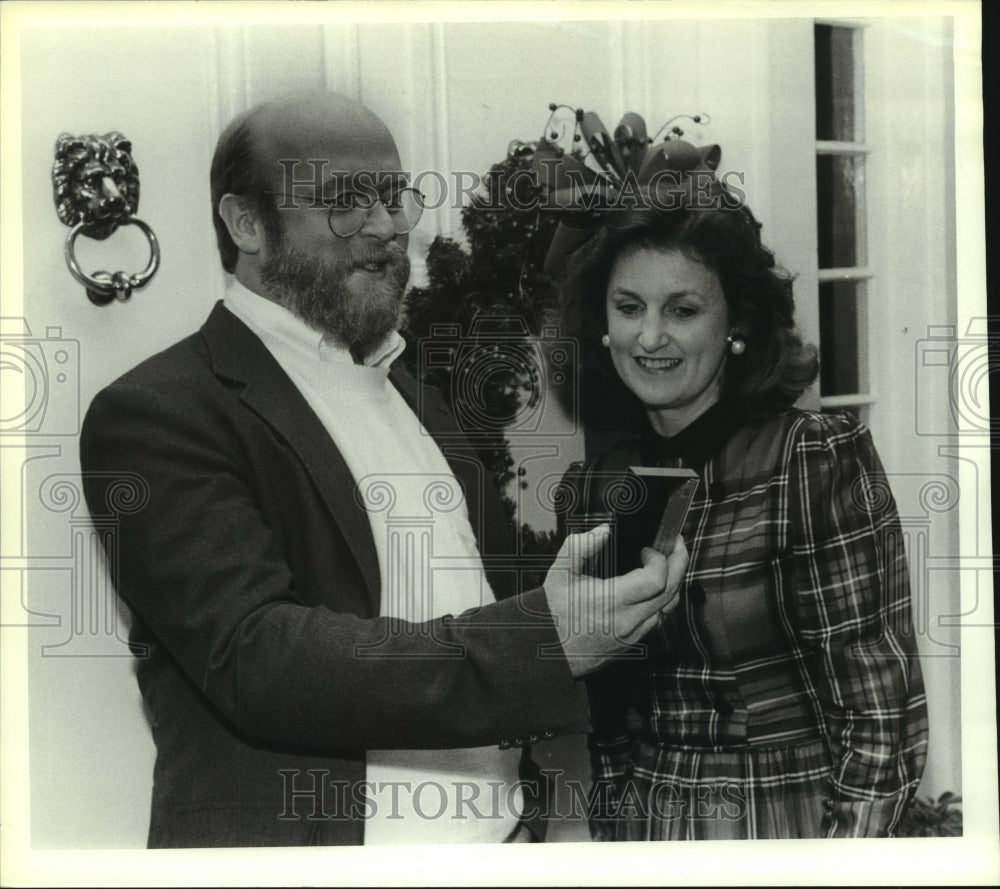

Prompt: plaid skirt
[{"left": 598, "top": 737, "right": 832, "bottom": 841}]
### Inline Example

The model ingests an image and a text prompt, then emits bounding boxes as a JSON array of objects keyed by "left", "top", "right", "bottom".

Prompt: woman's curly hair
[{"left": 560, "top": 193, "right": 818, "bottom": 431}]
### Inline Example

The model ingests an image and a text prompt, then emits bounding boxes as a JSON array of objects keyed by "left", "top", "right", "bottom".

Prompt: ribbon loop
[{"left": 532, "top": 104, "right": 718, "bottom": 276}]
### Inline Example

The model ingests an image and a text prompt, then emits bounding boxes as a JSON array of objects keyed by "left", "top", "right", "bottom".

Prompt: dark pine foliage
[{"left": 402, "top": 150, "right": 563, "bottom": 568}]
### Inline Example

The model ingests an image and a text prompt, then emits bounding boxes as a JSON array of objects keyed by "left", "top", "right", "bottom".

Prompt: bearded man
[{"left": 79, "top": 91, "right": 686, "bottom": 847}]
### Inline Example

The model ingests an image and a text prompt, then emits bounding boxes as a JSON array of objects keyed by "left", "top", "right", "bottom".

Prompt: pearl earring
[
  {"left": 601, "top": 334, "right": 610, "bottom": 348},
  {"left": 728, "top": 335, "right": 746, "bottom": 356}
]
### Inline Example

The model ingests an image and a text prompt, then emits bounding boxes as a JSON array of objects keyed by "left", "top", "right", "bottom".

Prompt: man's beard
[{"left": 260, "top": 236, "right": 410, "bottom": 359}]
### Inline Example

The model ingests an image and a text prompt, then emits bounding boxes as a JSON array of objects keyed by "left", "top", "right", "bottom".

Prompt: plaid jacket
[{"left": 560, "top": 408, "right": 929, "bottom": 838}]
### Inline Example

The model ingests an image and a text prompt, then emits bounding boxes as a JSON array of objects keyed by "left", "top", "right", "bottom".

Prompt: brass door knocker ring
[{"left": 65, "top": 218, "right": 160, "bottom": 306}]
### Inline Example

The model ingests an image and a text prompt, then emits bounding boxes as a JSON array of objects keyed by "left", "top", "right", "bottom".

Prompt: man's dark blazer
[{"left": 79, "top": 302, "right": 588, "bottom": 847}]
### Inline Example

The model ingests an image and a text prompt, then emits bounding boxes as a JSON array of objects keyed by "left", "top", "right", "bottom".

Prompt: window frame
[{"left": 814, "top": 19, "right": 874, "bottom": 421}]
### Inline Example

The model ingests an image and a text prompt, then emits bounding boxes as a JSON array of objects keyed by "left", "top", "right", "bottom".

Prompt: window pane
[
  {"left": 816, "top": 154, "right": 864, "bottom": 268},
  {"left": 815, "top": 24, "right": 857, "bottom": 141},
  {"left": 819, "top": 280, "right": 867, "bottom": 396}
]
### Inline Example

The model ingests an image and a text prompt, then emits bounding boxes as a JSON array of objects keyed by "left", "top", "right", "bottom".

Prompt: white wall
[{"left": 1, "top": 7, "right": 977, "bottom": 854}]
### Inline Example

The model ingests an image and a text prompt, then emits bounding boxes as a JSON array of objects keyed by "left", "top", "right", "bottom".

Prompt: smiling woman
[
  {"left": 555, "top": 160, "right": 929, "bottom": 840},
  {"left": 604, "top": 247, "right": 731, "bottom": 437},
  {"left": 563, "top": 190, "right": 821, "bottom": 447}
]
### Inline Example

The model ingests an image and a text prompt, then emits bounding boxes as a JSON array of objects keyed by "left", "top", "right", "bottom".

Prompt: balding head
[
  {"left": 251, "top": 93, "right": 401, "bottom": 191},
  {"left": 210, "top": 92, "right": 403, "bottom": 273}
]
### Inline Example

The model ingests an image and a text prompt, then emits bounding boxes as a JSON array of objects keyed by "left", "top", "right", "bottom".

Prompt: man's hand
[{"left": 543, "top": 524, "right": 688, "bottom": 678}]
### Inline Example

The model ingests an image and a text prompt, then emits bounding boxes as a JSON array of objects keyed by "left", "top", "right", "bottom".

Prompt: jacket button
[
  {"left": 498, "top": 739, "right": 512, "bottom": 750},
  {"left": 513, "top": 737, "right": 524, "bottom": 747},
  {"left": 543, "top": 730, "right": 555, "bottom": 739},
  {"left": 527, "top": 734, "right": 540, "bottom": 744}
]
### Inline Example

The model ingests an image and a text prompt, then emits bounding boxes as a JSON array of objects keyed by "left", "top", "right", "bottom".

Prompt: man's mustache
[{"left": 349, "top": 241, "right": 409, "bottom": 268}]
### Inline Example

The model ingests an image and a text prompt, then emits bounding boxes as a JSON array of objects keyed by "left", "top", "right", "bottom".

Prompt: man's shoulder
[
  {"left": 94, "top": 302, "right": 254, "bottom": 399},
  {"left": 80, "top": 306, "right": 257, "bottom": 454},
  {"left": 111, "top": 328, "right": 210, "bottom": 388},
  {"left": 84, "top": 307, "right": 239, "bottom": 430}
]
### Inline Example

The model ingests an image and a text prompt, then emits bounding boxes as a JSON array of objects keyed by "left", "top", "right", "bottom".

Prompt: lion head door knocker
[{"left": 52, "top": 131, "right": 160, "bottom": 306}]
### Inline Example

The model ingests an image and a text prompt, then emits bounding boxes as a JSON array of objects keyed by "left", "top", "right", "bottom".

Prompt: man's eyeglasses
[{"left": 258, "top": 187, "right": 425, "bottom": 238}]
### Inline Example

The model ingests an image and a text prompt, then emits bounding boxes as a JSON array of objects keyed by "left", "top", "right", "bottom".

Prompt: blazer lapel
[{"left": 201, "top": 302, "right": 382, "bottom": 603}]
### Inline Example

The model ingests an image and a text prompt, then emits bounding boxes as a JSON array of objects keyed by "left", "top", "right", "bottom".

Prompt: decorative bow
[{"left": 516, "top": 104, "right": 721, "bottom": 276}]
